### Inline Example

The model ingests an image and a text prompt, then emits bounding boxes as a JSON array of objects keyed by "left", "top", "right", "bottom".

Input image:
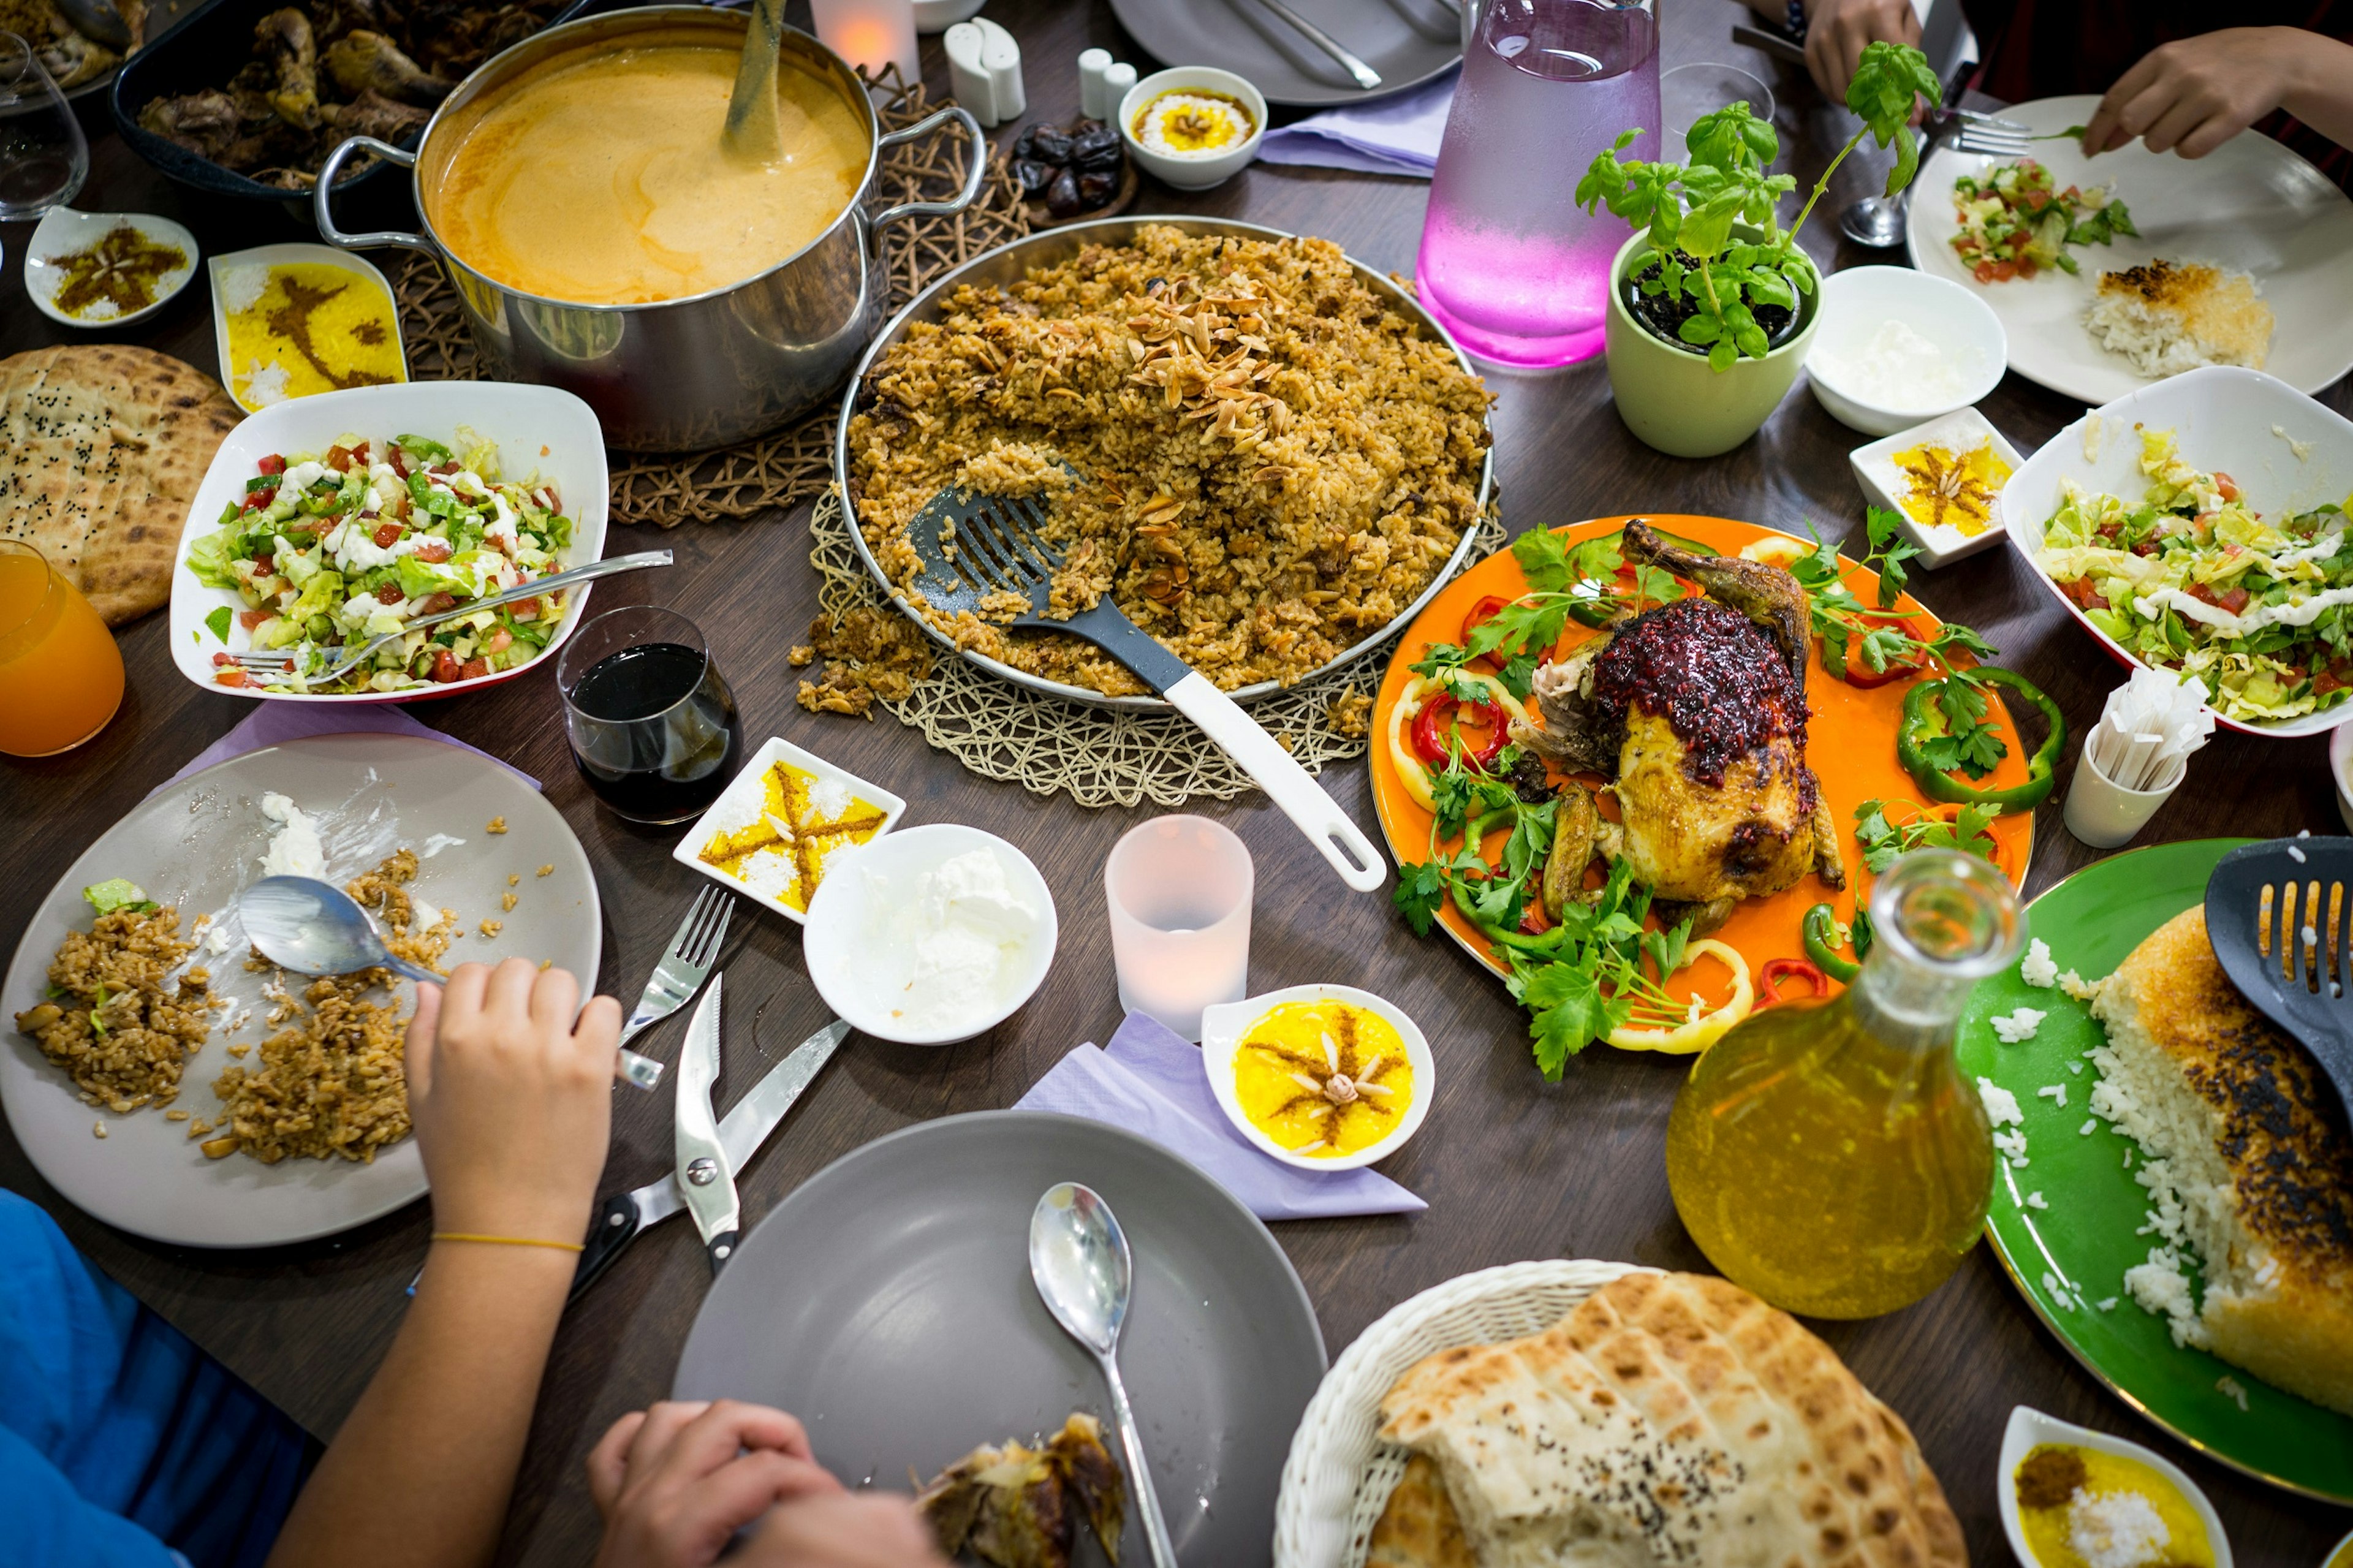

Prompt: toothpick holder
[{"left": 2063, "top": 733, "right": 2186, "bottom": 850}]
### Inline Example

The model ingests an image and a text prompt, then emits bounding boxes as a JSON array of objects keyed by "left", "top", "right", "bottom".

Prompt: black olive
[
  {"left": 1077, "top": 169, "right": 1117, "bottom": 208},
  {"left": 1045, "top": 167, "right": 1084, "bottom": 218},
  {"left": 1030, "top": 126, "right": 1074, "bottom": 164},
  {"left": 1012, "top": 157, "right": 1056, "bottom": 197},
  {"left": 1071, "top": 125, "right": 1121, "bottom": 169}
]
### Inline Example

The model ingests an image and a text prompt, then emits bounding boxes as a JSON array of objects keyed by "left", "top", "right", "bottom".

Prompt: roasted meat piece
[
  {"left": 256, "top": 7, "right": 322, "bottom": 130},
  {"left": 1520, "top": 520, "right": 1841, "bottom": 932},
  {"left": 915, "top": 1412, "right": 1126, "bottom": 1568},
  {"left": 322, "top": 29, "right": 450, "bottom": 104}
]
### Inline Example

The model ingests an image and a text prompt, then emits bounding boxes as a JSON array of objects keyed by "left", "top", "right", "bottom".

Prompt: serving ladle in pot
[
  {"left": 721, "top": 0, "right": 790, "bottom": 164},
  {"left": 903, "top": 480, "right": 1387, "bottom": 891}
]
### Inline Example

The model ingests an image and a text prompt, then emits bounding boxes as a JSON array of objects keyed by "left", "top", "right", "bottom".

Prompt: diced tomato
[
  {"left": 431, "top": 460, "right": 461, "bottom": 476},
  {"left": 325, "top": 444, "right": 357, "bottom": 473},
  {"left": 372, "top": 521, "right": 404, "bottom": 548},
  {"left": 2018, "top": 260, "right": 2038, "bottom": 280},
  {"left": 2131, "top": 540, "right": 2158, "bottom": 558},
  {"left": 2185, "top": 582, "right": 2251, "bottom": 615},
  {"left": 1988, "top": 259, "right": 2018, "bottom": 282},
  {"left": 375, "top": 581, "right": 405, "bottom": 605},
  {"left": 458, "top": 656, "right": 491, "bottom": 682},
  {"left": 211, "top": 651, "right": 236, "bottom": 667},
  {"left": 2318, "top": 670, "right": 2349, "bottom": 696},
  {"left": 214, "top": 668, "right": 251, "bottom": 687},
  {"left": 1973, "top": 260, "right": 1998, "bottom": 283},
  {"left": 2060, "top": 577, "right": 2109, "bottom": 612},
  {"left": 252, "top": 553, "right": 273, "bottom": 575},
  {"left": 256, "top": 454, "right": 286, "bottom": 477},
  {"left": 412, "top": 540, "right": 451, "bottom": 564},
  {"left": 242, "top": 486, "right": 277, "bottom": 513},
  {"left": 387, "top": 445, "right": 411, "bottom": 479},
  {"left": 430, "top": 650, "right": 463, "bottom": 683},
  {"left": 506, "top": 597, "right": 541, "bottom": 620},
  {"left": 417, "top": 593, "right": 458, "bottom": 615},
  {"left": 2215, "top": 472, "right": 2241, "bottom": 504},
  {"left": 238, "top": 606, "right": 273, "bottom": 629},
  {"left": 484, "top": 626, "right": 513, "bottom": 655}
]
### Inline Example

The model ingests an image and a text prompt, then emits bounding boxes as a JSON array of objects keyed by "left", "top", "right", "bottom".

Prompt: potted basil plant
[{"left": 1575, "top": 40, "right": 1942, "bottom": 458}]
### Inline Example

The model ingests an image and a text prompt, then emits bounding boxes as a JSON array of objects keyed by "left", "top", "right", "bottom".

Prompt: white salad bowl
[
  {"left": 167, "top": 380, "right": 610, "bottom": 705},
  {"left": 1995, "top": 1407, "right": 2234, "bottom": 1568},
  {"left": 1199, "top": 983, "right": 1433, "bottom": 1172},
  {"left": 2001, "top": 365, "right": 2353, "bottom": 738},
  {"left": 1806, "top": 265, "right": 2007, "bottom": 437},
  {"left": 800, "top": 823, "right": 1058, "bottom": 1047}
]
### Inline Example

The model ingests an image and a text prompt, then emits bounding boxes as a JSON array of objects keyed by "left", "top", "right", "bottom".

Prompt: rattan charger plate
[{"left": 1273, "top": 1259, "right": 1654, "bottom": 1568}]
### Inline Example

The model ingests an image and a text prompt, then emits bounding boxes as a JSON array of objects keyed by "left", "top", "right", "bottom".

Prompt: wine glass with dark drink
[{"left": 559, "top": 607, "right": 743, "bottom": 824}]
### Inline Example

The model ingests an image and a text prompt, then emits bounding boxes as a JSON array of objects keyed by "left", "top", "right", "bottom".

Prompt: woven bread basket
[{"left": 1272, "top": 1259, "right": 1655, "bottom": 1568}]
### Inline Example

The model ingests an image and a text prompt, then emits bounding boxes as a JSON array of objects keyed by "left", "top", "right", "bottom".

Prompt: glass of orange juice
[{"left": 0, "top": 539, "right": 124, "bottom": 756}]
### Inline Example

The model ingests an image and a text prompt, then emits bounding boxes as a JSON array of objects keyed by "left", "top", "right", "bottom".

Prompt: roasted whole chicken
[{"left": 1518, "top": 520, "right": 1843, "bottom": 934}]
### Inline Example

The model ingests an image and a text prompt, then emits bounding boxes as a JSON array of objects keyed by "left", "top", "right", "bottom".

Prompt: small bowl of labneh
[{"left": 1118, "top": 66, "right": 1265, "bottom": 192}]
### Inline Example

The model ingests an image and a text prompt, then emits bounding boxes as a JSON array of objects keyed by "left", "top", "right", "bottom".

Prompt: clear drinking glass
[
  {"left": 0, "top": 32, "right": 86, "bottom": 219},
  {"left": 1105, "top": 814, "right": 1253, "bottom": 1042},
  {"left": 558, "top": 606, "right": 743, "bottom": 825},
  {"left": 1662, "top": 62, "right": 1772, "bottom": 164},
  {"left": 1416, "top": 0, "right": 1660, "bottom": 369}
]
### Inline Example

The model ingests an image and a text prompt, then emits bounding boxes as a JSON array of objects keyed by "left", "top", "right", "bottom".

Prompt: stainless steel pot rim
[
  {"left": 366, "top": 6, "right": 901, "bottom": 315},
  {"left": 831, "top": 214, "right": 1498, "bottom": 713}
]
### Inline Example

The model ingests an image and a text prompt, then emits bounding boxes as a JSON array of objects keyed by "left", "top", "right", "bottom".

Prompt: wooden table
[{"left": 5, "top": 2, "right": 2347, "bottom": 1562}]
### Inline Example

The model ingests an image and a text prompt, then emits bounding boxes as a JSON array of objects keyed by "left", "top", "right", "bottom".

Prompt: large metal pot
[
  {"left": 313, "top": 7, "right": 985, "bottom": 452},
  {"left": 835, "top": 216, "right": 1496, "bottom": 710}
]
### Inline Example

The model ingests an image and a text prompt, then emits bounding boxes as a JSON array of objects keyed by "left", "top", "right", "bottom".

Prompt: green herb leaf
[
  {"left": 1512, "top": 526, "right": 1575, "bottom": 594},
  {"left": 204, "top": 606, "right": 233, "bottom": 643},
  {"left": 1392, "top": 861, "right": 1447, "bottom": 936}
]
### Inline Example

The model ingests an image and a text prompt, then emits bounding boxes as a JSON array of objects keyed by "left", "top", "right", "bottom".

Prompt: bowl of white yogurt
[
  {"left": 801, "top": 824, "right": 1057, "bottom": 1046},
  {"left": 1807, "top": 265, "right": 2007, "bottom": 436}
]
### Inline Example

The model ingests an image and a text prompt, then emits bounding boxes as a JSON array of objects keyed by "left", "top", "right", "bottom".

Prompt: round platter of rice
[{"left": 833, "top": 218, "right": 1495, "bottom": 710}]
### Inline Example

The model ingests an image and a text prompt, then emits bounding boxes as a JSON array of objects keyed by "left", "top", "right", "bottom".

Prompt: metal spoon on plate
[
  {"left": 239, "top": 875, "right": 664, "bottom": 1088},
  {"left": 1029, "top": 1181, "right": 1178, "bottom": 1568}
]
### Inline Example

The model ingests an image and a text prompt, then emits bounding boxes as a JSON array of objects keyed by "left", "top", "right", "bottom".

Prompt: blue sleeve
[{"left": 0, "top": 1396, "right": 182, "bottom": 1568}]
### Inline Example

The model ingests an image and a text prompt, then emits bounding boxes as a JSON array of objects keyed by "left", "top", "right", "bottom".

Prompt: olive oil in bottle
[{"left": 1665, "top": 849, "right": 2021, "bottom": 1318}]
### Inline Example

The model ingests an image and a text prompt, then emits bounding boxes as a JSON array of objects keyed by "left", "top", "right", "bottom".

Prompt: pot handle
[
  {"left": 866, "top": 105, "right": 988, "bottom": 241},
  {"left": 313, "top": 137, "right": 440, "bottom": 257}
]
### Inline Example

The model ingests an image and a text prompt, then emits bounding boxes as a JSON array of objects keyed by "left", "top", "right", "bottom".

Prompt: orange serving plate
[{"left": 1370, "top": 515, "right": 2036, "bottom": 1020}]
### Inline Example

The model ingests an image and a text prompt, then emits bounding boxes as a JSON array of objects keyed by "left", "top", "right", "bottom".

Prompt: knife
[
  {"left": 569, "top": 1009, "right": 852, "bottom": 1300},
  {"left": 673, "top": 975, "right": 740, "bottom": 1274}
]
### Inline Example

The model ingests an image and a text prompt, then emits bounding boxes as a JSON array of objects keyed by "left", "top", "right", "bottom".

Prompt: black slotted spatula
[{"left": 2204, "top": 838, "right": 2353, "bottom": 1127}]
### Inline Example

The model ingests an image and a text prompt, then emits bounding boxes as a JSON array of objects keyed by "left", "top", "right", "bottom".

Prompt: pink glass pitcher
[{"left": 1417, "top": 0, "right": 1660, "bottom": 369}]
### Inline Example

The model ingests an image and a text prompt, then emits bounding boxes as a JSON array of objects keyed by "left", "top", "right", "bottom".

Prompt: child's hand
[
  {"left": 589, "top": 1401, "right": 865, "bottom": 1568},
  {"left": 407, "top": 957, "right": 621, "bottom": 1246}
]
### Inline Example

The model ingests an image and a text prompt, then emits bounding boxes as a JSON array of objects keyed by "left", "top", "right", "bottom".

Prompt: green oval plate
[{"left": 1958, "top": 837, "right": 2353, "bottom": 1502}]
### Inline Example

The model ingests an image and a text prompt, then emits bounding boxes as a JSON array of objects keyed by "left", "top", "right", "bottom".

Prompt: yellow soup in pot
[
  {"left": 429, "top": 42, "right": 870, "bottom": 306},
  {"left": 1231, "top": 999, "right": 1413, "bottom": 1159}
]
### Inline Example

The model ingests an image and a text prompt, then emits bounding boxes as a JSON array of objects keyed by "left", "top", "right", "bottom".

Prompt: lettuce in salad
[{"left": 2036, "top": 428, "right": 2353, "bottom": 723}]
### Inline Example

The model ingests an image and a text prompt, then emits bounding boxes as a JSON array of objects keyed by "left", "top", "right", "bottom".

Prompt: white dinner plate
[
  {"left": 1, "top": 733, "right": 600, "bottom": 1247},
  {"left": 1907, "top": 95, "right": 2353, "bottom": 405}
]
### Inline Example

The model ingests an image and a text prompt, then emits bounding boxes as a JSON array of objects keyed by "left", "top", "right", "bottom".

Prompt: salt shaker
[
  {"left": 979, "top": 17, "right": 1024, "bottom": 124},
  {"left": 1078, "top": 47, "right": 1112, "bottom": 119},
  {"left": 1102, "top": 61, "right": 1136, "bottom": 124}
]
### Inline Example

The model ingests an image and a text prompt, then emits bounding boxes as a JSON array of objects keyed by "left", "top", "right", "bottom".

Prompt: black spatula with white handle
[{"left": 2204, "top": 838, "right": 2353, "bottom": 1126}]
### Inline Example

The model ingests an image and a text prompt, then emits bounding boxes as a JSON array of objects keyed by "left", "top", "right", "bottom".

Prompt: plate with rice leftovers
[
  {"left": 0, "top": 732, "right": 599, "bottom": 1248},
  {"left": 834, "top": 218, "right": 1494, "bottom": 711},
  {"left": 1907, "top": 94, "right": 2353, "bottom": 406},
  {"left": 1957, "top": 838, "right": 2353, "bottom": 1502}
]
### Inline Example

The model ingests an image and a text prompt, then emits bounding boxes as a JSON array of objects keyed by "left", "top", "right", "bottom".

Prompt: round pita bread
[{"left": 0, "top": 344, "right": 242, "bottom": 626}]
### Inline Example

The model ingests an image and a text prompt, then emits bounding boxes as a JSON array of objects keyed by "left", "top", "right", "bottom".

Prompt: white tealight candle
[{"left": 810, "top": 0, "right": 919, "bottom": 88}]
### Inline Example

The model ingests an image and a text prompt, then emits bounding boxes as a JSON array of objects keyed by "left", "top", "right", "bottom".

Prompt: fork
[
  {"left": 225, "top": 550, "right": 673, "bottom": 686},
  {"left": 1952, "top": 121, "right": 2031, "bottom": 157},
  {"left": 904, "top": 480, "right": 1385, "bottom": 892},
  {"left": 608, "top": 885, "right": 737, "bottom": 1089}
]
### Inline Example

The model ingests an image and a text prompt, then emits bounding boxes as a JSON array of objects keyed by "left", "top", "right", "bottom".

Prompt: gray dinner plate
[
  {"left": 1108, "top": 0, "right": 1460, "bottom": 107},
  {"left": 673, "top": 1111, "right": 1327, "bottom": 1565},
  {"left": 0, "top": 732, "right": 600, "bottom": 1247}
]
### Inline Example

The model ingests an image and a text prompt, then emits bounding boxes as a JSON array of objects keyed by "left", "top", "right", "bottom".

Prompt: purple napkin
[
  {"left": 157, "top": 703, "right": 538, "bottom": 796},
  {"left": 1256, "top": 69, "right": 1456, "bottom": 178},
  {"left": 1015, "top": 1012, "right": 1424, "bottom": 1221}
]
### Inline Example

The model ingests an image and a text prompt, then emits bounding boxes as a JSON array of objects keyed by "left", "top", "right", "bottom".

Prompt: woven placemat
[
  {"left": 392, "top": 67, "right": 1031, "bottom": 529},
  {"left": 804, "top": 488, "right": 1508, "bottom": 808}
]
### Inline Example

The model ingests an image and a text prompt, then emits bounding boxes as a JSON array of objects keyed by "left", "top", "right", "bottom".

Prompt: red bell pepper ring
[
  {"left": 1758, "top": 957, "right": 1829, "bottom": 1005},
  {"left": 1410, "top": 692, "right": 1508, "bottom": 770},
  {"left": 1459, "top": 594, "right": 1514, "bottom": 672}
]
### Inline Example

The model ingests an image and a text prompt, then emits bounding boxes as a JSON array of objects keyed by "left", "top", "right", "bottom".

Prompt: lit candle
[{"left": 809, "top": 0, "right": 919, "bottom": 88}]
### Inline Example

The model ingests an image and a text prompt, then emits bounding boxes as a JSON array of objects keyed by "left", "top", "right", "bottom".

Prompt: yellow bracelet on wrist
[{"left": 430, "top": 1231, "right": 585, "bottom": 1253}]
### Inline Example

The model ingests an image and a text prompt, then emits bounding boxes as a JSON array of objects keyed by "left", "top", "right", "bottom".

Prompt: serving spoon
[
  {"left": 1029, "top": 1183, "right": 1178, "bottom": 1568},
  {"left": 240, "top": 875, "right": 664, "bottom": 1089},
  {"left": 721, "top": 0, "right": 790, "bottom": 164}
]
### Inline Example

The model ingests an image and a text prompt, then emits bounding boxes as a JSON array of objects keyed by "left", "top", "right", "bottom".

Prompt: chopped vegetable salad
[
  {"left": 1949, "top": 159, "right": 2134, "bottom": 282},
  {"left": 2036, "top": 428, "right": 2353, "bottom": 723},
  {"left": 187, "top": 428, "right": 572, "bottom": 693}
]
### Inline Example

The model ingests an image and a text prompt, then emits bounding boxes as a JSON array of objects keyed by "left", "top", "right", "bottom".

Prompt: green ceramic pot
[{"left": 1604, "top": 230, "right": 1821, "bottom": 460}]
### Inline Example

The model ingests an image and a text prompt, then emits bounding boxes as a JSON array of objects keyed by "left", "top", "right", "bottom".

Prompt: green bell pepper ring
[
  {"left": 1898, "top": 667, "right": 2064, "bottom": 813},
  {"left": 1802, "top": 903, "right": 1862, "bottom": 983}
]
